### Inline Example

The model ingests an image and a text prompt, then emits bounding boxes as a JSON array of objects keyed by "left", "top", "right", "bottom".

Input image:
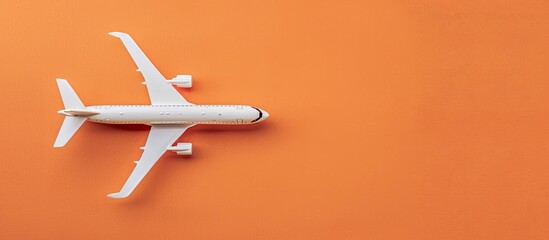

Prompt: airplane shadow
[{"left": 89, "top": 120, "right": 274, "bottom": 134}]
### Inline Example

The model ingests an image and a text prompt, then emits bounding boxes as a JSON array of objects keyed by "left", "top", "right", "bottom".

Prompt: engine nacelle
[
  {"left": 167, "top": 142, "right": 192, "bottom": 155},
  {"left": 167, "top": 74, "right": 192, "bottom": 88}
]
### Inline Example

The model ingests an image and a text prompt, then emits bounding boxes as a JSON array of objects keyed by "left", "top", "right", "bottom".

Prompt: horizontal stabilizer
[
  {"left": 54, "top": 78, "right": 87, "bottom": 148},
  {"left": 53, "top": 116, "right": 86, "bottom": 147},
  {"left": 56, "top": 79, "right": 84, "bottom": 109}
]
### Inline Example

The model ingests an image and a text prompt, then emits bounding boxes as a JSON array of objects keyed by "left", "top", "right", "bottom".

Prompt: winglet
[
  {"left": 108, "top": 32, "right": 128, "bottom": 38},
  {"left": 107, "top": 192, "right": 129, "bottom": 199}
]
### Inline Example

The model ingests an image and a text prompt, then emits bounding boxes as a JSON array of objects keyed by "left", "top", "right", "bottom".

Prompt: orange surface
[{"left": 1, "top": 1, "right": 549, "bottom": 239}]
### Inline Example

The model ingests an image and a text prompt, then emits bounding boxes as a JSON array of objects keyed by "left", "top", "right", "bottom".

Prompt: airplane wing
[
  {"left": 108, "top": 124, "right": 193, "bottom": 198},
  {"left": 109, "top": 32, "right": 192, "bottom": 105}
]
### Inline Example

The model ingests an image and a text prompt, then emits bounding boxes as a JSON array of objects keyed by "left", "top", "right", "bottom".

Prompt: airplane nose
[
  {"left": 261, "top": 110, "right": 269, "bottom": 120},
  {"left": 251, "top": 107, "right": 269, "bottom": 123}
]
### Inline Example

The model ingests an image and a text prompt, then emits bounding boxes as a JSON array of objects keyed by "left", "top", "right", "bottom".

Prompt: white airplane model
[{"left": 54, "top": 32, "right": 269, "bottom": 199}]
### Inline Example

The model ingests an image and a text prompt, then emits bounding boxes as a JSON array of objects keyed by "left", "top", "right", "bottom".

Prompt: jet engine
[
  {"left": 167, "top": 142, "right": 192, "bottom": 155},
  {"left": 167, "top": 74, "right": 192, "bottom": 88}
]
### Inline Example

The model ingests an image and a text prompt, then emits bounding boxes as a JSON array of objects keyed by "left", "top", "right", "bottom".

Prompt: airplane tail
[{"left": 53, "top": 79, "right": 87, "bottom": 147}]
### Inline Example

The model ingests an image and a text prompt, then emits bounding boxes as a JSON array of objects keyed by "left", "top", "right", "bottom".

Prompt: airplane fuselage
[{"left": 68, "top": 104, "right": 268, "bottom": 125}]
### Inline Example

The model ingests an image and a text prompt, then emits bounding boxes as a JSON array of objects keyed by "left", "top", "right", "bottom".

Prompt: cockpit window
[{"left": 251, "top": 107, "right": 262, "bottom": 123}]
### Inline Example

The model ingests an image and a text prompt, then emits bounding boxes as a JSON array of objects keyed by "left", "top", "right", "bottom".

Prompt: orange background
[{"left": 1, "top": 1, "right": 549, "bottom": 239}]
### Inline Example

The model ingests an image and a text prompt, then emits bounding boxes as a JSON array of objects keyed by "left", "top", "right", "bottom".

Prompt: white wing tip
[
  {"left": 56, "top": 78, "right": 67, "bottom": 82},
  {"left": 107, "top": 192, "right": 129, "bottom": 198},
  {"left": 108, "top": 32, "right": 128, "bottom": 38}
]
